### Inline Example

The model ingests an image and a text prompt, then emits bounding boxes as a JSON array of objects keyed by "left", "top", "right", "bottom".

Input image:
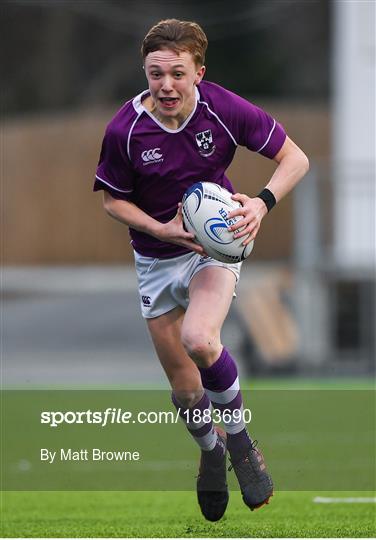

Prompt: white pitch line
[{"left": 313, "top": 497, "right": 376, "bottom": 504}]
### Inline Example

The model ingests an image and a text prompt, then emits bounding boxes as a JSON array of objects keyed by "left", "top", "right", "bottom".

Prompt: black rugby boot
[
  {"left": 197, "top": 427, "right": 229, "bottom": 521},
  {"left": 229, "top": 439, "right": 273, "bottom": 511}
]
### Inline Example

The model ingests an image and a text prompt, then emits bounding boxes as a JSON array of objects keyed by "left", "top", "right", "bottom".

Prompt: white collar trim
[{"left": 132, "top": 87, "right": 200, "bottom": 133}]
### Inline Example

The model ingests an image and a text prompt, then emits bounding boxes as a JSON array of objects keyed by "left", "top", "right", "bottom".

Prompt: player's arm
[
  {"left": 227, "top": 136, "right": 309, "bottom": 245},
  {"left": 103, "top": 192, "right": 206, "bottom": 255},
  {"left": 264, "top": 135, "right": 310, "bottom": 202}
]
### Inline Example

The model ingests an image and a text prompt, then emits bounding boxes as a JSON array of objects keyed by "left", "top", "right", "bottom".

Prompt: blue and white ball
[{"left": 182, "top": 182, "right": 254, "bottom": 264}]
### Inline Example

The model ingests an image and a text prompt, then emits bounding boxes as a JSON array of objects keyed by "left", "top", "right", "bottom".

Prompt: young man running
[{"left": 94, "top": 19, "right": 309, "bottom": 521}]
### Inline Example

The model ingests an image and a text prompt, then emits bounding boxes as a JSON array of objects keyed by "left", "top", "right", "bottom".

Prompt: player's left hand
[{"left": 227, "top": 193, "right": 268, "bottom": 245}]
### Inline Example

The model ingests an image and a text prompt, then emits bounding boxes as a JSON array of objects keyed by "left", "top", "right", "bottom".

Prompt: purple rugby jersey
[{"left": 94, "top": 80, "right": 286, "bottom": 258}]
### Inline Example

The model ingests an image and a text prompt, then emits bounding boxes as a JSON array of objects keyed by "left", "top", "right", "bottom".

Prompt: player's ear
[{"left": 195, "top": 65, "right": 206, "bottom": 85}]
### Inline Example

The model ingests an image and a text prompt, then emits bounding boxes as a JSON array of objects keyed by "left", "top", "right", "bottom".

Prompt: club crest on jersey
[{"left": 195, "top": 130, "right": 216, "bottom": 157}]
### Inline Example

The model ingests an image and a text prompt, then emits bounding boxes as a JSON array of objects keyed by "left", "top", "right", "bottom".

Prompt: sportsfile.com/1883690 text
[{"left": 40, "top": 407, "right": 252, "bottom": 428}]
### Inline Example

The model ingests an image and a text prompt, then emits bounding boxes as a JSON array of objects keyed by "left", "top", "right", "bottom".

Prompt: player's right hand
[{"left": 156, "top": 203, "right": 207, "bottom": 255}]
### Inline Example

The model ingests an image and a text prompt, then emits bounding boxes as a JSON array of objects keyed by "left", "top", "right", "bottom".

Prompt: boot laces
[{"left": 228, "top": 439, "right": 258, "bottom": 472}]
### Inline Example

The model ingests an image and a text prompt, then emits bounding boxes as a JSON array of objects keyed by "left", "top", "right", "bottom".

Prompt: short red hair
[{"left": 141, "top": 19, "right": 208, "bottom": 67}]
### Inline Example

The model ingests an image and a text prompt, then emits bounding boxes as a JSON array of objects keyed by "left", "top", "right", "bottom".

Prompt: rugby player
[{"left": 94, "top": 19, "right": 309, "bottom": 521}]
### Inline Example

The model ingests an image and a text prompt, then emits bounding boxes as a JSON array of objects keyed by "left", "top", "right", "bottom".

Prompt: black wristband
[{"left": 257, "top": 188, "right": 276, "bottom": 212}]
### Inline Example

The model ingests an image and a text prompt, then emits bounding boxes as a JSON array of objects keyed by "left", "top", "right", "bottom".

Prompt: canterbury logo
[
  {"left": 141, "top": 295, "right": 151, "bottom": 306},
  {"left": 141, "top": 148, "right": 163, "bottom": 163}
]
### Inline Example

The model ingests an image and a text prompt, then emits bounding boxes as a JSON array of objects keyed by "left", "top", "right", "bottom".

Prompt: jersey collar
[{"left": 132, "top": 87, "right": 200, "bottom": 133}]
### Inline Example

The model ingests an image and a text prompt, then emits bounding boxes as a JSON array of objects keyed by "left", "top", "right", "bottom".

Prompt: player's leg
[
  {"left": 146, "top": 306, "right": 224, "bottom": 453},
  {"left": 182, "top": 266, "right": 250, "bottom": 449},
  {"left": 146, "top": 307, "right": 228, "bottom": 521},
  {"left": 181, "top": 265, "right": 236, "bottom": 367},
  {"left": 182, "top": 265, "right": 273, "bottom": 510},
  {"left": 147, "top": 305, "right": 201, "bottom": 402},
  {"left": 147, "top": 307, "right": 223, "bottom": 457},
  {"left": 136, "top": 251, "right": 223, "bottom": 462}
]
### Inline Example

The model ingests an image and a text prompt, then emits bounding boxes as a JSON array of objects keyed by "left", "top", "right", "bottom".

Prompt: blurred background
[{"left": 2, "top": 0, "right": 375, "bottom": 386}]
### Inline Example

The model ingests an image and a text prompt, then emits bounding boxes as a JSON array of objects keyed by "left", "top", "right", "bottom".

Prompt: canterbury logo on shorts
[
  {"left": 141, "top": 295, "right": 152, "bottom": 306},
  {"left": 141, "top": 148, "right": 163, "bottom": 164}
]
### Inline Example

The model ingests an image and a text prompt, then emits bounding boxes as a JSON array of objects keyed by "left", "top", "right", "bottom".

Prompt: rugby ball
[{"left": 182, "top": 182, "right": 254, "bottom": 263}]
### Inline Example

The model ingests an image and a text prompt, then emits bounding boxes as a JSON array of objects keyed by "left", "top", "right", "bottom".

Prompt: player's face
[{"left": 144, "top": 49, "right": 205, "bottom": 125}]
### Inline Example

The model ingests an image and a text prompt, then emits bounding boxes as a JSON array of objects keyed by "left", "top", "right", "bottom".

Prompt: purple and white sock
[
  {"left": 172, "top": 392, "right": 224, "bottom": 462},
  {"left": 199, "top": 347, "right": 252, "bottom": 460}
]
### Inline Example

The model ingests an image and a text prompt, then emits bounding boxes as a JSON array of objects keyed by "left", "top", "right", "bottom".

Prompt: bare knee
[
  {"left": 172, "top": 388, "right": 204, "bottom": 409},
  {"left": 169, "top": 366, "right": 203, "bottom": 408},
  {"left": 181, "top": 329, "right": 221, "bottom": 367}
]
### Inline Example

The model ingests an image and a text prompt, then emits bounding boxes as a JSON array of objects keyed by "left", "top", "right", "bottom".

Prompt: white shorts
[{"left": 134, "top": 251, "right": 242, "bottom": 319}]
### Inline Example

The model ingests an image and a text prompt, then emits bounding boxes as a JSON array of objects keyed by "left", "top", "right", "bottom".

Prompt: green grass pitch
[{"left": 1, "top": 490, "right": 375, "bottom": 537}]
